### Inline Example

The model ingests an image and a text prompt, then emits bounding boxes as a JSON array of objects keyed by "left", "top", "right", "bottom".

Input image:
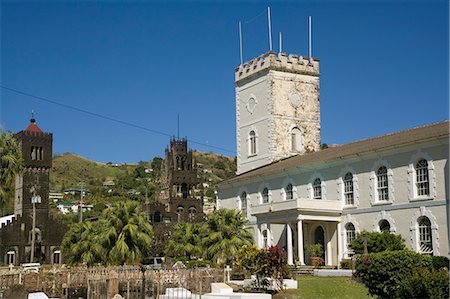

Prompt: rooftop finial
[{"left": 31, "top": 109, "right": 36, "bottom": 123}]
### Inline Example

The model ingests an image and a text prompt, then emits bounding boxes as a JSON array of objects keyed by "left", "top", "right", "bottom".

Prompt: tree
[
  {"left": 350, "top": 231, "right": 405, "bottom": 254},
  {"left": 62, "top": 220, "right": 107, "bottom": 266},
  {"left": 203, "top": 208, "right": 253, "bottom": 264},
  {"left": 165, "top": 222, "right": 207, "bottom": 260},
  {"left": 0, "top": 132, "right": 23, "bottom": 215},
  {"left": 103, "top": 201, "right": 154, "bottom": 265},
  {"left": 62, "top": 201, "right": 153, "bottom": 266}
]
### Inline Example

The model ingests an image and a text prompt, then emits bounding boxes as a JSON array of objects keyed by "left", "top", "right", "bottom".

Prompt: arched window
[
  {"left": 379, "top": 220, "right": 390, "bottom": 233},
  {"left": 345, "top": 223, "right": 356, "bottom": 249},
  {"left": 377, "top": 166, "right": 389, "bottom": 201},
  {"left": 416, "top": 159, "right": 429, "bottom": 196},
  {"left": 249, "top": 131, "right": 257, "bottom": 156},
  {"left": 181, "top": 183, "right": 188, "bottom": 198},
  {"left": 344, "top": 172, "right": 354, "bottom": 205},
  {"left": 313, "top": 178, "right": 322, "bottom": 199},
  {"left": 291, "top": 127, "right": 302, "bottom": 152},
  {"left": 188, "top": 206, "right": 196, "bottom": 222},
  {"left": 418, "top": 216, "right": 433, "bottom": 255},
  {"left": 285, "top": 184, "right": 293, "bottom": 200},
  {"left": 240, "top": 192, "right": 247, "bottom": 216},
  {"left": 262, "top": 188, "right": 269, "bottom": 204},
  {"left": 177, "top": 206, "right": 184, "bottom": 214}
]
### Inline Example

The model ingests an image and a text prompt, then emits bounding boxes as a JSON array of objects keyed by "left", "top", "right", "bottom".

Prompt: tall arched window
[
  {"left": 262, "top": 188, "right": 269, "bottom": 204},
  {"left": 313, "top": 178, "right": 322, "bottom": 199},
  {"left": 188, "top": 206, "right": 196, "bottom": 222},
  {"left": 240, "top": 192, "right": 247, "bottom": 216},
  {"left": 345, "top": 223, "right": 356, "bottom": 249},
  {"left": 285, "top": 184, "right": 293, "bottom": 200},
  {"left": 249, "top": 131, "right": 257, "bottom": 156},
  {"left": 379, "top": 220, "right": 390, "bottom": 233},
  {"left": 418, "top": 216, "right": 433, "bottom": 255},
  {"left": 344, "top": 172, "right": 354, "bottom": 205},
  {"left": 416, "top": 159, "right": 430, "bottom": 196},
  {"left": 290, "top": 127, "right": 302, "bottom": 152},
  {"left": 377, "top": 166, "right": 389, "bottom": 201}
]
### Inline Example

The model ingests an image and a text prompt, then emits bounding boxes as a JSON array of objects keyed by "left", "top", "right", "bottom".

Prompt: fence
[{"left": 0, "top": 265, "right": 225, "bottom": 298}]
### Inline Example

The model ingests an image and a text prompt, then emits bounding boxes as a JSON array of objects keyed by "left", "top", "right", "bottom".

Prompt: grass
[{"left": 273, "top": 276, "right": 373, "bottom": 299}]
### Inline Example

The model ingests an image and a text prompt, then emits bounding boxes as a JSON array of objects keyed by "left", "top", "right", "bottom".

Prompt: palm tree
[
  {"left": 103, "top": 201, "right": 154, "bottom": 265},
  {"left": 203, "top": 208, "right": 253, "bottom": 264},
  {"left": 62, "top": 220, "right": 107, "bottom": 266},
  {"left": 165, "top": 222, "right": 207, "bottom": 260},
  {"left": 0, "top": 132, "right": 23, "bottom": 215}
]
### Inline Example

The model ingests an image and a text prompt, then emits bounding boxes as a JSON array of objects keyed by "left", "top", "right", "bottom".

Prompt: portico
[{"left": 251, "top": 198, "right": 341, "bottom": 266}]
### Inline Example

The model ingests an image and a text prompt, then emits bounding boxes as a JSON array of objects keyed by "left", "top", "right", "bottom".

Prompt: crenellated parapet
[{"left": 235, "top": 51, "right": 320, "bottom": 83}]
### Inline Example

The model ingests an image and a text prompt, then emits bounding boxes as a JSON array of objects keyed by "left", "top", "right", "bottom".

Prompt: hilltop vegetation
[{"left": 50, "top": 151, "right": 236, "bottom": 203}]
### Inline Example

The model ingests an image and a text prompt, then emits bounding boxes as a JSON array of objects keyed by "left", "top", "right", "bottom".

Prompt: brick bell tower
[{"left": 0, "top": 116, "right": 66, "bottom": 265}]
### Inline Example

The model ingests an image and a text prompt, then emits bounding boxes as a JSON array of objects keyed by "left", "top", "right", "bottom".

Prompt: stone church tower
[
  {"left": 145, "top": 138, "right": 203, "bottom": 256},
  {"left": 235, "top": 52, "right": 321, "bottom": 174},
  {"left": 0, "top": 117, "right": 66, "bottom": 265}
]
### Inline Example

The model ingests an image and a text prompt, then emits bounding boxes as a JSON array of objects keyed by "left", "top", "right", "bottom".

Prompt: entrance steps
[{"left": 288, "top": 265, "right": 337, "bottom": 276}]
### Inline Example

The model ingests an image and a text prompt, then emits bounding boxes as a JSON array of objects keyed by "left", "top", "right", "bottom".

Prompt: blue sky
[{"left": 1, "top": 1, "right": 448, "bottom": 163}]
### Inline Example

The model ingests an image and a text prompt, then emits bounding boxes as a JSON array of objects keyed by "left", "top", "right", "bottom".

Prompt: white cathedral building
[{"left": 216, "top": 51, "right": 449, "bottom": 266}]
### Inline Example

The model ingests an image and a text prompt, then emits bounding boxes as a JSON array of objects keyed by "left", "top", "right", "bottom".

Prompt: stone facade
[
  {"left": 144, "top": 138, "right": 204, "bottom": 256},
  {"left": 0, "top": 119, "right": 67, "bottom": 265},
  {"left": 236, "top": 52, "right": 320, "bottom": 174}
]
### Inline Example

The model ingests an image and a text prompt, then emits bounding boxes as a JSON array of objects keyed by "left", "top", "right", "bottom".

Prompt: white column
[
  {"left": 267, "top": 223, "right": 272, "bottom": 247},
  {"left": 337, "top": 222, "right": 343, "bottom": 267},
  {"left": 326, "top": 225, "right": 332, "bottom": 266},
  {"left": 256, "top": 223, "right": 261, "bottom": 248},
  {"left": 297, "top": 220, "right": 305, "bottom": 265},
  {"left": 287, "top": 224, "right": 293, "bottom": 265}
]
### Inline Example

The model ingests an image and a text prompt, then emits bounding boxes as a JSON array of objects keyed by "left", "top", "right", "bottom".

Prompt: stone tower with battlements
[
  {"left": 235, "top": 51, "right": 321, "bottom": 174},
  {"left": 0, "top": 117, "right": 66, "bottom": 265}
]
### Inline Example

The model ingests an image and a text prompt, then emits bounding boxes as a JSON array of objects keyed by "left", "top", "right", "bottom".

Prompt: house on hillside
[{"left": 216, "top": 51, "right": 449, "bottom": 267}]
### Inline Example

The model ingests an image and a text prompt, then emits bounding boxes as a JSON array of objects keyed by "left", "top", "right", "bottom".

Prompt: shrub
[
  {"left": 355, "top": 250, "right": 433, "bottom": 298},
  {"left": 305, "top": 243, "right": 323, "bottom": 257},
  {"left": 350, "top": 231, "right": 405, "bottom": 254},
  {"left": 340, "top": 259, "right": 353, "bottom": 270},
  {"left": 397, "top": 267, "right": 449, "bottom": 299},
  {"left": 432, "top": 255, "right": 449, "bottom": 270}
]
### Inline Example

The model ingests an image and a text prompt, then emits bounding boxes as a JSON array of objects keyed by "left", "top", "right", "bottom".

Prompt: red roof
[{"left": 25, "top": 122, "right": 42, "bottom": 133}]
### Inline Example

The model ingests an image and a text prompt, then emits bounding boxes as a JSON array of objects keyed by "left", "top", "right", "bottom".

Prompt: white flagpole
[
  {"left": 268, "top": 7, "right": 273, "bottom": 51},
  {"left": 279, "top": 32, "right": 282, "bottom": 54},
  {"left": 308, "top": 16, "right": 312, "bottom": 62},
  {"left": 239, "top": 21, "right": 243, "bottom": 65}
]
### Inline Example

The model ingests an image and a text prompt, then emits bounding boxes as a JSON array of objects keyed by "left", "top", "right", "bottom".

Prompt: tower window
[
  {"left": 313, "top": 178, "right": 322, "bottom": 199},
  {"left": 344, "top": 172, "right": 354, "bottom": 205},
  {"left": 290, "top": 127, "right": 302, "bottom": 152},
  {"left": 376, "top": 166, "right": 389, "bottom": 201},
  {"left": 249, "top": 131, "right": 257, "bottom": 156},
  {"left": 416, "top": 159, "right": 429, "bottom": 196},
  {"left": 31, "top": 146, "right": 44, "bottom": 161}
]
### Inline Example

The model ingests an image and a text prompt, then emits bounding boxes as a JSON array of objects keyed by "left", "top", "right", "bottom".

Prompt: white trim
[
  {"left": 308, "top": 171, "right": 326, "bottom": 200},
  {"left": 236, "top": 187, "right": 250, "bottom": 219},
  {"left": 337, "top": 165, "right": 359, "bottom": 208},
  {"left": 258, "top": 183, "right": 272, "bottom": 204},
  {"left": 407, "top": 150, "right": 436, "bottom": 201},
  {"left": 372, "top": 210, "right": 397, "bottom": 233},
  {"left": 341, "top": 214, "right": 360, "bottom": 259},
  {"left": 370, "top": 159, "right": 394, "bottom": 205},
  {"left": 410, "top": 206, "right": 440, "bottom": 255},
  {"left": 281, "top": 177, "right": 297, "bottom": 201}
]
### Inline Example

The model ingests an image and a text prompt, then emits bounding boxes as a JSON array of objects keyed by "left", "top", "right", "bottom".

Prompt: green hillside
[{"left": 50, "top": 151, "right": 236, "bottom": 203}]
